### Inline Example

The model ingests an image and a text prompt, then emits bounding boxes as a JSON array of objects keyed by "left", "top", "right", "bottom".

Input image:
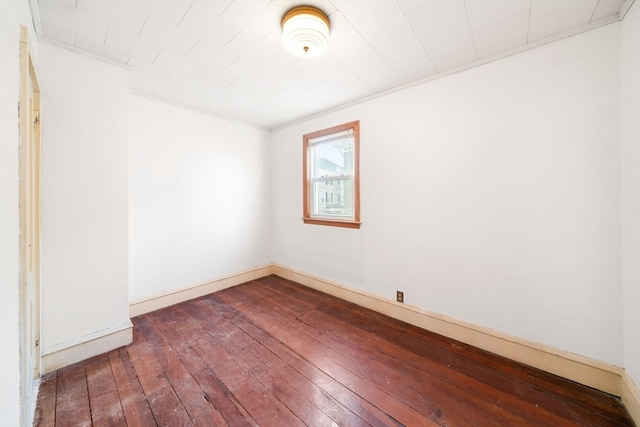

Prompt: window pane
[
  {"left": 312, "top": 178, "right": 354, "bottom": 217},
  {"left": 310, "top": 136, "right": 354, "bottom": 178}
]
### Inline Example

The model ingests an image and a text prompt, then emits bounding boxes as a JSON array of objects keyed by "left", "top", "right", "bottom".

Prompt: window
[{"left": 303, "top": 120, "right": 360, "bottom": 228}]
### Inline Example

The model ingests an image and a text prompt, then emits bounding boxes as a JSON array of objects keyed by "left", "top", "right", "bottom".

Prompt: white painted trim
[
  {"left": 40, "top": 38, "right": 132, "bottom": 71},
  {"left": 129, "top": 91, "right": 272, "bottom": 132},
  {"left": 28, "top": 0, "right": 42, "bottom": 39},
  {"left": 41, "top": 321, "right": 133, "bottom": 374},
  {"left": 273, "top": 264, "right": 623, "bottom": 396},
  {"left": 129, "top": 264, "right": 275, "bottom": 318},
  {"left": 621, "top": 371, "right": 640, "bottom": 426},
  {"left": 620, "top": 0, "right": 636, "bottom": 20}
]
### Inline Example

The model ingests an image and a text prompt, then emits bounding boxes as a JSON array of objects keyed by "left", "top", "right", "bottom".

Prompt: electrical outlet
[{"left": 396, "top": 291, "right": 404, "bottom": 303}]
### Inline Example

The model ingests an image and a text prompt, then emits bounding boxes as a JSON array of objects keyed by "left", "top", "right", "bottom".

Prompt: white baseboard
[
  {"left": 129, "top": 264, "right": 275, "bottom": 318},
  {"left": 621, "top": 370, "right": 640, "bottom": 426},
  {"left": 273, "top": 264, "right": 623, "bottom": 397},
  {"left": 41, "top": 321, "right": 133, "bottom": 374}
]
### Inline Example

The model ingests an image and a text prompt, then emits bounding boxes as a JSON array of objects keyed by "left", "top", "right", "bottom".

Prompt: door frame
[{"left": 19, "top": 24, "right": 41, "bottom": 425}]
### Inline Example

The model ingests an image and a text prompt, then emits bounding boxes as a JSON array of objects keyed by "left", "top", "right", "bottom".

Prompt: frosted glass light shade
[{"left": 282, "top": 6, "right": 330, "bottom": 58}]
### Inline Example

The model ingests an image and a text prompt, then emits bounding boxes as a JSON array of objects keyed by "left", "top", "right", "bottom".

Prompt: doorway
[{"left": 19, "top": 25, "right": 41, "bottom": 424}]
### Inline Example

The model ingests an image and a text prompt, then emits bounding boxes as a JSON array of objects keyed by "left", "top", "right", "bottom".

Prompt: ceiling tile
[
  {"left": 529, "top": 0, "right": 598, "bottom": 42},
  {"left": 464, "top": 0, "right": 531, "bottom": 31},
  {"left": 250, "top": 75, "right": 292, "bottom": 99},
  {"left": 326, "top": 12, "right": 381, "bottom": 70},
  {"left": 529, "top": 0, "right": 595, "bottom": 21},
  {"left": 128, "top": 60, "right": 173, "bottom": 88},
  {"left": 139, "top": 14, "right": 199, "bottom": 56},
  {"left": 154, "top": 48, "right": 203, "bottom": 77},
  {"left": 172, "top": 88, "right": 207, "bottom": 107},
  {"left": 430, "top": 43, "right": 478, "bottom": 71},
  {"left": 374, "top": 29, "right": 426, "bottom": 64},
  {"left": 397, "top": 0, "right": 428, "bottom": 14},
  {"left": 136, "top": 73, "right": 165, "bottom": 94},
  {"left": 224, "top": 59, "right": 270, "bottom": 86},
  {"left": 333, "top": 0, "right": 410, "bottom": 46},
  {"left": 193, "top": 66, "right": 236, "bottom": 88},
  {"left": 333, "top": 76, "right": 374, "bottom": 100},
  {"left": 472, "top": 11, "right": 529, "bottom": 59},
  {"left": 138, "top": 13, "right": 178, "bottom": 43},
  {"left": 222, "top": 31, "right": 280, "bottom": 66},
  {"left": 219, "top": 0, "right": 281, "bottom": 42},
  {"left": 352, "top": 57, "right": 404, "bottom": 92},
  {"left": 76, "top": 0, "right": 149, "bottom": 35},
  {"left": 591, "top": 0, "right": 625, "bottom": 21},
  {"left": 186, "top": 38, "right": 237, "bottom": 69},
  {"left": 178, "top": 2, "right": 239, "bottom": 47},
  {"left": 318, "top": 63, "right": 358, "bottom": 87},
  {"left": 406, "top": 1, "right": 468, "bottom": 39},
  {"left": 284, "top": 73, "right": 324, "bottom": 92},
  {"left": 421, "top": 21, "right": 476, "bottom": 61},
  {"left": 153, "top": 83, "right": 180, "bottom": 99},
  {"left": 105, "top": 26, "right": 163, "bottom": 63},
  {"left": 136, "top": 0, "right": 194, "bottom": 27},
  {"left": 165, "top": 72, "right": 206, "bottom": 93},
  {"left": 40, "top": 20, "right": 76, "bottom": 46},
  {"left": 196, "top": 0, "right": 233, "bottom": 16},
  {"left": 74, "top": 34, "right": 131, "bottom": 63},
  {"left": 39, "top": 0, "right": 110, "bottom": 43},
  {"left": 389, "top": 54, "right": 438, "bottom": 83}
]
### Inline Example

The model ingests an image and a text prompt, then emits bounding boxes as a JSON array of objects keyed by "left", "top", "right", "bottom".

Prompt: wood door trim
[{"left": 18, "top": 24, "right": 41, "bottom": 427}]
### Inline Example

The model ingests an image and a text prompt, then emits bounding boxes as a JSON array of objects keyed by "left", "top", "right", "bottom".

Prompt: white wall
[
  {"left": 129, "top": 95, "right": 272, "bottom": 302},
  {"left": 39, "top": 43, "right": 131, "bottom": 358},
  {"left": 272, "top": 23, "right": 623, "bottom": 366},
  {"left": 621, "top": 1, "right": 640, "bottom": 389},
  {"left": 0, "top": 2, "right": 38, "bottom": 425}
]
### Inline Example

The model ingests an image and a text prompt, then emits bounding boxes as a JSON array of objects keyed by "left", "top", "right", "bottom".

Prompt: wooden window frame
[{"left": 303, "top": 120, "right": 361, "bottom": 229}]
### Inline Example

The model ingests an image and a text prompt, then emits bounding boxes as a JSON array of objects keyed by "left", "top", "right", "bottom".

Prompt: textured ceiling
[{"left": 36, "top": 0, "right": 632, "bottom": 129}]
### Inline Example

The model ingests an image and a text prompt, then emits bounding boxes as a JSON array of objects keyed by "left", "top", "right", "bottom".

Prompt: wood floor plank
[
  {"left": 136, "top": 314, "right": 230, "bottom": 426},
  {"left": 298, "top": 281, "right": 622, "bottom": 422},
  {"left": 173, "top": 301, "right": 308, "bottom": 427},
  {"left": 108, "top": 348, "right": 157, "bottom": 427},
  {"left": 183, "top": 296, "right": 368, "bottom": 427},
  {"left": 255, "top": 280, "right": 590, "bottom": 426},
  {"left": 34, "top": 275, "right": 636, "bottom": 427},
  {"left": 145, "top": 386, "right": 193, "bottom": 427},
  {"left": 215, "top": 288, "right": 441, "bottom": 427},
  {"left": 33, "top": 371, "right": 57, "bottom": 427},
  {"left": 307, "top": 287, "right": 631, "bottom": 426},
  {"left": 85, "top": 354, "right": 126, "bottom": 426},
  {"left": 149, "top": 306, "right": 258, "bottom": 427},
  {"left": 126, "top": 322, "right": 168, "bottom": 396},
  {"left": 55, "top": 364, "right": 91, "bottom": 427},
  {"left": 126, "top": 316, "right": 193, "bottom": 426},
  {"left": 227, "top": 284, "right": 536, "bottom": 426},
  {"left": 230, "top": 312, "right": 405, "bottom": 427},
  {"left": 247, "top": 283, "right": 567, "bottom": 426},
  {"left": 268, "top": 277, "right": 633, "bottom": 426},
  {"left": 224, "top": 280, "right": 634, "bottom": 427}
]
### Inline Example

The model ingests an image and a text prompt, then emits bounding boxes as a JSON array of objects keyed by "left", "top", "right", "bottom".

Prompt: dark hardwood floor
[{"left": 34, "top": 275, "right": 635, "bottom": 426}]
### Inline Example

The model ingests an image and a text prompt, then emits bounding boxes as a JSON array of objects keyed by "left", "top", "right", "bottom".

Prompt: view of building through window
[{"left": 310, "top": 132, "right": 354, "bottom": 217}]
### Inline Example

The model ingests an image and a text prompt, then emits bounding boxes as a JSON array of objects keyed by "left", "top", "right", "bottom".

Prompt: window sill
[{"left": 302, "top": 218, "right": 361, "bottom": 229}]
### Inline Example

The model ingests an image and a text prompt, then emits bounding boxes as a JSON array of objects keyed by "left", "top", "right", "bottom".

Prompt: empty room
[{"left": 1, "top": 0, "right": 639, "bottom": 426}]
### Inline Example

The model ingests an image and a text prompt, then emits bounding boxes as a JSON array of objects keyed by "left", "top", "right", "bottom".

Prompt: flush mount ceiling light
[{"left": 281, "top": 6, "right": 330, "bottom": 58}]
